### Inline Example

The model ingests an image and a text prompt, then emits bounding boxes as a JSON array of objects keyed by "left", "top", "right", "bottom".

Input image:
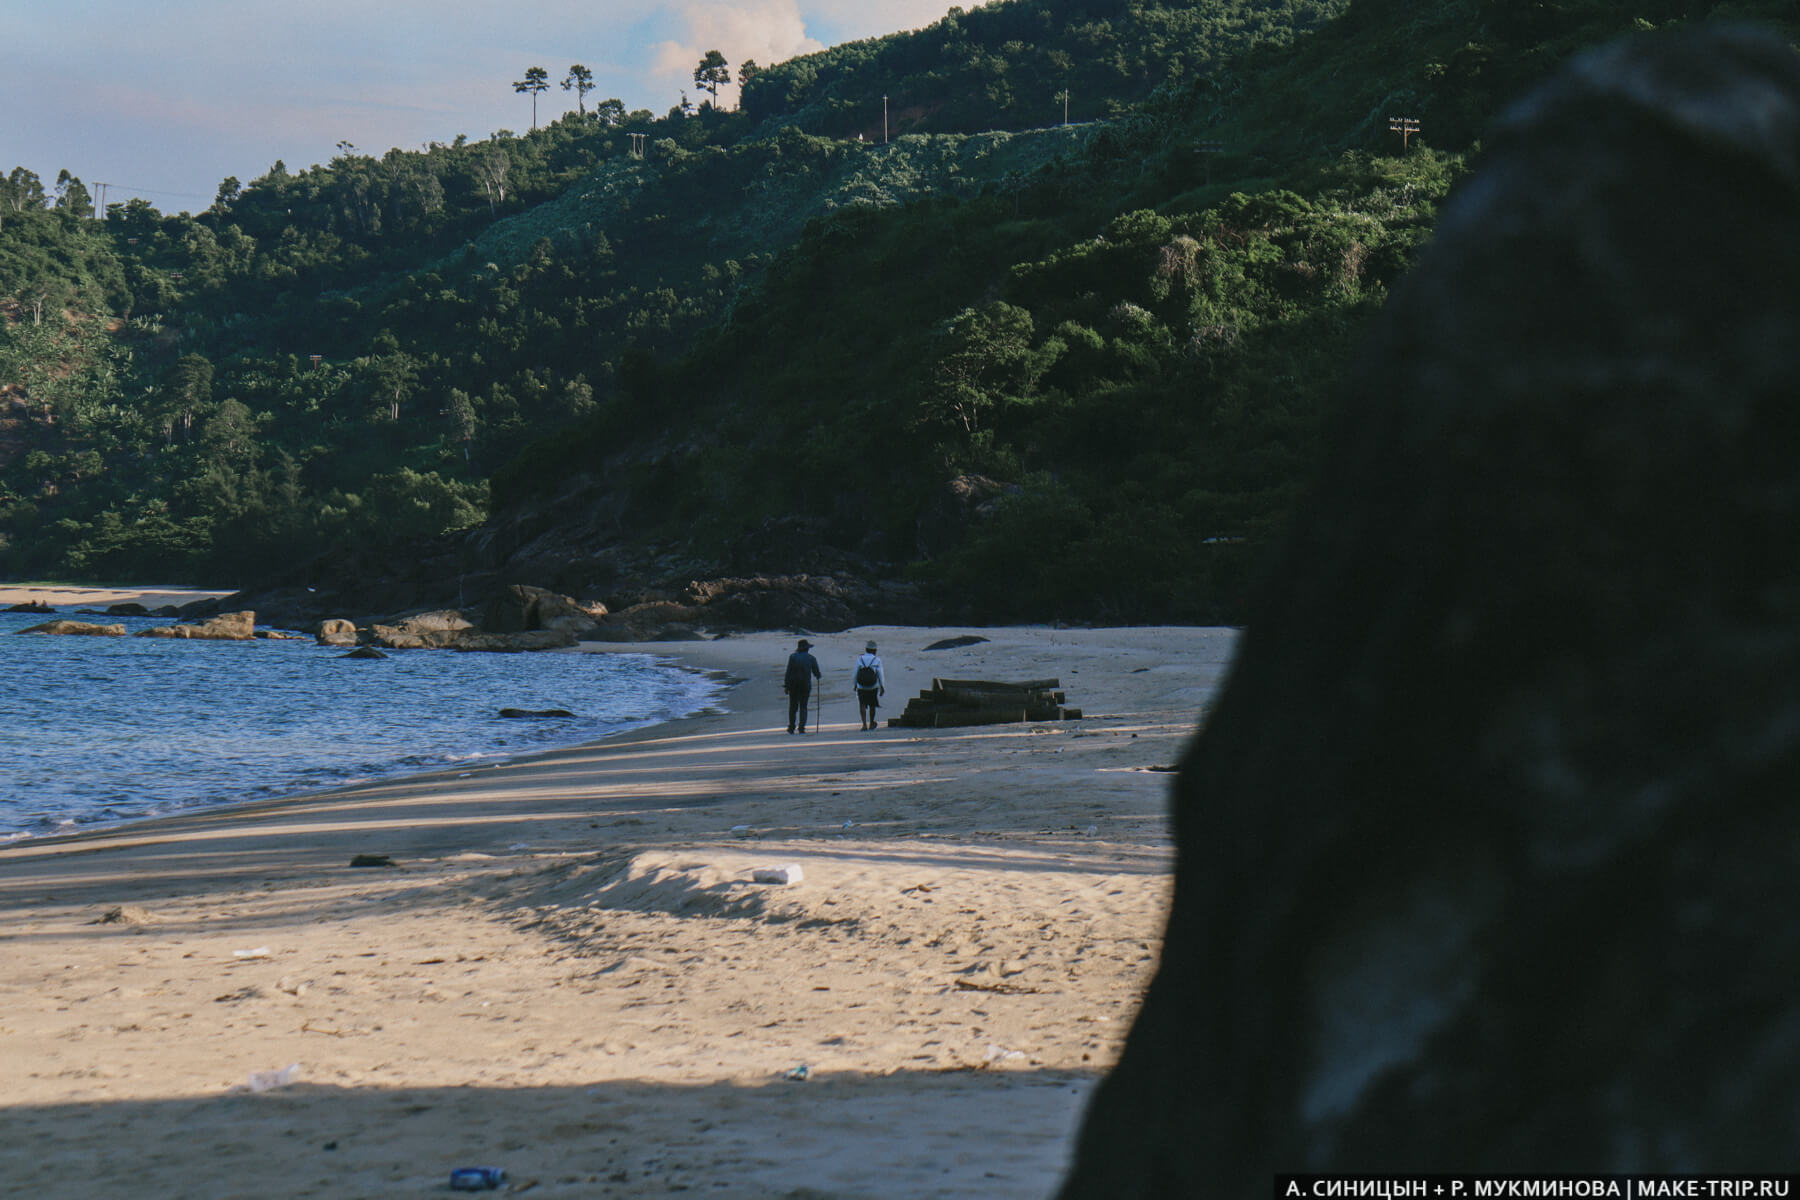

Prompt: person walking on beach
[
  {"left": 784, "top": 638, "right": 822, "bottom": 734},
  {"left": 853, "top": 640, "right": 886, "bottom": 731}
]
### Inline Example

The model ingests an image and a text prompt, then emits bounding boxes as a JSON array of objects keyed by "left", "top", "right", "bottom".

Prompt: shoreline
[
  {"left": 0, "top": 589, "right": 734, "bottom": 846},
  {"left": 0, "top": 620, "right": 1237, "bottom": 1198},
  {"left": 0, "top": 583, "right": 239, "bottom": 611}
]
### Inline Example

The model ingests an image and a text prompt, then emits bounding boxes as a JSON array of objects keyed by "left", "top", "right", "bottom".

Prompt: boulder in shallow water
[
  {"left": 452, "top": 629, "right": 579, "bottom": 652},
  {"left": 137, "top": 610, "right": 256, "bottom": 641},
  {"left": 369, "top": 609, "right": 476, "bottom": 650},
  {"left": 314, "top": 618, "right": 360, "bottom": 647},
  {"left": 18, "top": 619, "right": 127, "bottom": 637}
]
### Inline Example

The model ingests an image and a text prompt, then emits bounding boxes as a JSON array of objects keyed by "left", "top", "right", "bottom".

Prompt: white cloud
[
  {"left": 804, "top": 0, "right": 962, "bottom": 40},
  {"left": 649, "top": 0, "right": 826, "bottom": 105}
]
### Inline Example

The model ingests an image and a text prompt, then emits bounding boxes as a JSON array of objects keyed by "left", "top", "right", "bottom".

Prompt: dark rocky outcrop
[
  {"left": 17, "top": 619, "right": 126, "bottom": 637},
  {"left": 6, "top": 600, "right": 55, "bottom": 613},
  {"left": 450, "top": 629, "right": 578, "bottom": 652},
  {"left": 103, "top": 603, "right": 150, "bottom": 617},
  {"left": 913, "top": 474, "right": 1020, "bottom": 561},
  {"left": 590, "top": 574, "right": 924, "bottom": 641},
  {"left": 199, "top": 479, "right": 939, "bottom": 635},
  {"left": 341, "top": 646, "right": 388, "bottom": 660},
  {"left": 481, "top": 584, "right": 601, "bottom": 637},
  {"left": 1061, "top": 26, "right": 1800, "bottom": 1192},
  {"left": 498, "top": 708, "right": 576, "bottom": 719}
]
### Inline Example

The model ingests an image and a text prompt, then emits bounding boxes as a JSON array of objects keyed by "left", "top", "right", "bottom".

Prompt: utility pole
[
  {"left": 629, "top": 132, "right": 646, "bottom": 158},
  {"left": 883, "top": 95, "right": 889, "bottom": 144},
  {"left": 1389, "top": 116, "right": 1420, "bottom": 150},
  {"left": 93, "top": 181, "right": 106, "bottom": 220},
  {"left": 1056, "top": 89, "right": 1070, "bottom": 126}
]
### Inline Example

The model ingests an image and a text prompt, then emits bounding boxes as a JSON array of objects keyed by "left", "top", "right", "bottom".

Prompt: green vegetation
[{"left": 3, "top": 0, "right": 1796, "bottom": 620}]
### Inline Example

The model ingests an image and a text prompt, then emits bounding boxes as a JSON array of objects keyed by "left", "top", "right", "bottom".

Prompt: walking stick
[{"left": 815, "top": 680, "right": 823, "bottom": 733}]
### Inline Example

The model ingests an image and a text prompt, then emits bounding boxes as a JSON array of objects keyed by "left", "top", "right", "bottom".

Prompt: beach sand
[
  {"left": 0, "top": 583, "right": 238, "bottom": 611},
  {"left": 0, "top": 594, "right": 1237, "bottom": 1199}
]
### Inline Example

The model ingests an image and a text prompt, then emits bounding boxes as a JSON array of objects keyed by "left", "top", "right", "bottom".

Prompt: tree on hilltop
[
  {"left": 53, "top": 169, "right": 92, "bottom": 218},
  {"left": 694, "top": 50, "right": 730, "bottom": 106},
  {"left": 562, "top": 64, "right": 595, "bottom": 116},
  {"left": 513, "top": 66, "right": 550, "bottom": 130}
]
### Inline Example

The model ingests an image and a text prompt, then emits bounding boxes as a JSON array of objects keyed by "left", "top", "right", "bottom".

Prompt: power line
[{"left": 93, "top": 180, "right": 216, "bottom": 203}]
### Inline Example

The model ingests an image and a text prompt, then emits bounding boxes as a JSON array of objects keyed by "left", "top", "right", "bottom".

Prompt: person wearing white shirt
[{"left": 852, "top": 640, "right": 886, "bottom": 731}]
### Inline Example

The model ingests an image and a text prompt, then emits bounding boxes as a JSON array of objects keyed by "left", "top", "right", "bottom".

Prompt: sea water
[{"left": 0, "top": 609, "right": 726, "bottom": 841}]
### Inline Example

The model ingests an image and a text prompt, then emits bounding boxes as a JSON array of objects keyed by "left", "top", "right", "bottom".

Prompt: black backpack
[{"left": 855, "top": 661, "right": 879, "bottom": 689}]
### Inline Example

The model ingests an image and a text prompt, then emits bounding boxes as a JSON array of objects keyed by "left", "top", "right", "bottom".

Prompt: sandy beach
[{"left": 0, "top": 590, "right": 1237, "bottom": 1199}]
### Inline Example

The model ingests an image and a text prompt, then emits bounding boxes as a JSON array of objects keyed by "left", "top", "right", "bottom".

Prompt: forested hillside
[{"left": 3, "top": 0, "right": 1796, "bottom": 624}]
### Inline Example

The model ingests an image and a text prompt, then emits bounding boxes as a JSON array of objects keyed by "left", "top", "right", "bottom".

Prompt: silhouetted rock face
[{"left": 1061, "top": 26, "right": 1800, "bottom": 1193}]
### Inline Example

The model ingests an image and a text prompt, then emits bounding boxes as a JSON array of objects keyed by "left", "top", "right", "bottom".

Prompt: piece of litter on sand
[
  {"left": 448, "top": 1166, "right": 507, "bottom": 1191},
  {"left": 91, "top": 905, "right": 155, "bottom": 927},
  {"left": 984, "top": 1045, "right": 1027, "bottom": 1065},
  {"left": 348, "top": 854, "right": 396, "bottom": 868},
  {"left": 247, "top": 1063, "right": 301, "bottom": 1092},
  {"left": 784, "top": 1064, "right": 810, "bottom": 1082},
  {"left": 841, "top": 819, "right": 854, "bottom": 829},
  {"left": 731, "top": 824, "right": 753, "bottom": 833},
  {"left": 752, "top": 864, "right": 804, "bottom": 886},
  {"left": 232, "top": 946, "right": 272, "bottom": 959}
]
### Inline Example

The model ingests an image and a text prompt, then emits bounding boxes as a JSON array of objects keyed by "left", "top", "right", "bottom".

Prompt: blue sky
[{"left": 3, "top": 1, "right": 962, "bottom": 213}]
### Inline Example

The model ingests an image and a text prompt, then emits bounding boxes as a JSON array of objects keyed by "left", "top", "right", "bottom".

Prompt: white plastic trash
[
  {"left": 752, "top": 864, "right": 804, "bottom": 886},
  {"left": 247, "top": 1063, "right": 301, "bottom": 1092}
]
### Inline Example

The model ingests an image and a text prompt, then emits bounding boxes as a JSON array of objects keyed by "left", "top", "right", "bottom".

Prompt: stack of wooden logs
[{"left": 890, "top": 677, "right": 1083, "bottom": 728}]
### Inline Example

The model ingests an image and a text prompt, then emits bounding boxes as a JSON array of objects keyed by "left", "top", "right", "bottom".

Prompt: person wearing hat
[
  {"left": 852, "top": 640, "right": 886, "bottom": 731},
  {"left": 783, "top": 638, "right": 823, "bottom": 734}
]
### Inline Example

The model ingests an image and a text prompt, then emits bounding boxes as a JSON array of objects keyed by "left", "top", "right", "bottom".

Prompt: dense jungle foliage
[{"left": 3, "top": 0, "right": 1796, "bottom": 621}]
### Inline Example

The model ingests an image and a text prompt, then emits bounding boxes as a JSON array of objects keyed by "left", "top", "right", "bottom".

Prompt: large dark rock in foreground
[{"left": 1062, "top": 26, "right": 1800, "bottom": 1192}]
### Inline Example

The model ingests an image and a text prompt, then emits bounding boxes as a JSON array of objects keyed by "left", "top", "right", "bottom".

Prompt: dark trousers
[
  {"left": 788, "top": 687, "right": 812, "bottom": 733},
  {"left": 857, "top": 689, "right": 879, "bottom": 728}
]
